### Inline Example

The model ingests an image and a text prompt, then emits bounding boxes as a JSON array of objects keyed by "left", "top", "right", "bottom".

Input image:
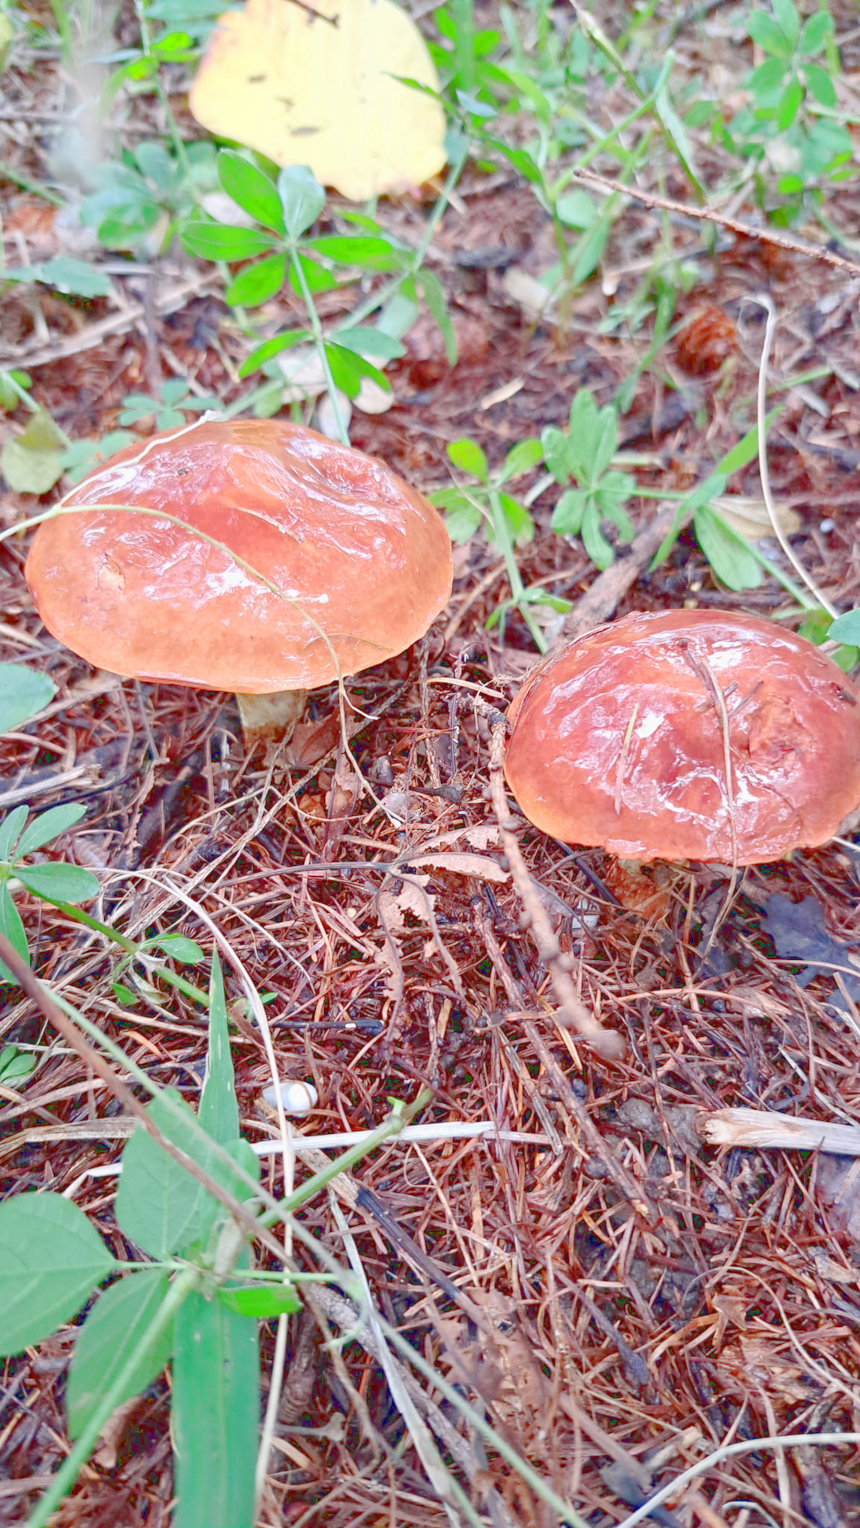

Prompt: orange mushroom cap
[
  {"left": 504, "top": 608, "right": 860, "bottom": 865},
  {"left": 25, "top": 419, "right": 453, "bottom": 695}
]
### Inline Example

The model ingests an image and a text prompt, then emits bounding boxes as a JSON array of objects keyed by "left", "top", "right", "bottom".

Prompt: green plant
[
  {"left": 722, "top": 0, "right": 851, "bottom": 218},
  {"left": 542, "top": 389, "right": 637, "bottom": 571},
  {"left": 431, "top": 436, "right": 571, "bottom": 651},
  {"left": 0, "top": 1043, "right": 36, "bottom": 1086},
  {"left": 182, "top": 149, "right": 459, "bottom": 444},
  {"left": 0, "top": 803, "right": 99, "bottom": 984},
  {"left": 78, "top": 137, "right": 217, "bottom": 253},
  {"left": 0, "top": 662, "right": 56, "bottom": 732},
  {"left": 117, "top": 376, "right": 219, "bottom": 430}
]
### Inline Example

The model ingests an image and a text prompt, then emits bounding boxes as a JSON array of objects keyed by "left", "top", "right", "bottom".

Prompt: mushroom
[
  {"left": 503, "top": 608, "right": 860, "bottom": 865},
  {"left": 25, "top": 418, "right": 453, "bottom": 748}
]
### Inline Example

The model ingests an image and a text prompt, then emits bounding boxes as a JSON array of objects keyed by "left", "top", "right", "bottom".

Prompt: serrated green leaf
[
  {"left": 182, "top": 223, "right": 276, "bottom": 261},
  {"left": 14, "top": 803, "right": 86, "bottom": 859},
  {"left": 16, "top": 862, "right": 99, "bottom": 903},
  {"left": 217, "top": 151, "right": 285, "bottom": 234},
  {"left": 0, "top": 884, "right": 29, "bottom": 984},
  {"left": 0, "top": 806, "right": 29, "bottom": 863},
  {"left": 172, "top": 1289, "right": 258, "bottom": 1528},
  {"left": 828, "top": 609, "right": 860, "bottom": 645},
  {"left": 67, "top": 1270, "right": 174, "bottom": 1438},
  {"left": 1, "top": 408, "right": 66, "bottom": 494},
  {"left": 0, "top": 1193, "right": 117, "bottom": 1354},
  {"left": 225, "top": 253, "right": 287, "bottom": 307},
  {"left": 448, "top": 438, "right": 488, "bottom": 482},
  {"left": 278, "top": 165, "right": 325, "bottom": 241},
  {"left": 694, "top": 505, "right": 762, "bottom": 591},
  {"left": 215, "top": 1283, "right": 300, "bottom": 1318}
]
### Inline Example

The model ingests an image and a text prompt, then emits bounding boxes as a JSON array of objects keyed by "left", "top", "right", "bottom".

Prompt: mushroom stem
[{"left": 235, "top": 689, "right": 309, "bottom": 750}]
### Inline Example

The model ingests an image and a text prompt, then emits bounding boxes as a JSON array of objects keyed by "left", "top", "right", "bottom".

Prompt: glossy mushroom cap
[
  {"left": 25, "top": 419, "right": 453, "bottom": 694},
  {"left": 504, "top": 608, "right": 860, "bottom": 865}
]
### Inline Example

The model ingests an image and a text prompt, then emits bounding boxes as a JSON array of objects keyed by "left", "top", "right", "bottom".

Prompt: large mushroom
[
  {"left": 25, "top": 418, "right": 453, "bottom": 747},
  {"left": 503, "top": 608, "right": 860, "bottom": 865}
]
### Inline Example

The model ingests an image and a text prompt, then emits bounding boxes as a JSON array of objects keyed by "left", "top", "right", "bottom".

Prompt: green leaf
[
  {"left": 116, "top": 1093, "right": 259, "bottom": 1260},
  {"left": 439, "top": 494, "right": 483, "bottom": 543},
  {"left": 305, "top": 235, "right": 407, "bottom": 272},
  {"left": 555, "top": 189, "right": 598, "bottom": 229},
  {"left": 215, "top": 1283, "right": 300, "bottom": 1318},
  {"left": 448, "top": 438, "right": 488, "bottom": 482},
  {"left": 0, "top": 884, "right": 29, "bottom": 984},
  {"left": 172, "top": 1289, "right": 259, "bottom": 1528},
  {"left": 331, "top": 327, "right": 405, "bottom": 362},
  {"left": 802, "top": 62, "right": 837, "bottom": 107},
  {"left": 497, "top": 493, "right": 534, "bottom": 546},
  {"left": 715, "top": 413, "right": 781, "bottom": 476},
  {"left": 581, "top": 502, "right": 616, "bottom": 570},
  {"left": 217, "top": 150, "right": 285, "bottom": 234},
  {"left": 144, "top": 935, "right": 205, "bottom": 964},
  {"left": 0, "top": 1045, "right": 36, "bottom": 1086},
  {"left": 750, "top": 56, "right": 790, "bottom": 98},
  {"left": 799, "top": 10, "right": 833, "bottom": 54},
  {"left": 551, "top": 487, "right": 588, "bottom": 535},
  {"left": 2, "top": 258, "right": 115, "bottom": 298},
  {"left": 237, "top": 329, "right": 311, "bottom": 378},
  {"left": 541, "top": 425, "right": 572, "bottom": 484},
  {"left": 182, "top": 223, "right": 276, "bottom": 261},
  {"left": 289, "top": 252, "right": 338, "bottom": 294},
  {"left": 14, "top": 803, "right": 86, "bottom": 859},
  {"left": 0, "top": 665, "right": 56, "bottom": 733},
  {"left": 16, "top": 862, "right": 99, "bottom": 903},
  {"left": 829, "top": 609, "right": 860, "bottom": 645},
  {"left": 224, "top": 253, "right": 287, "bottom": 307},
  {"left": 416, "top": 269, "right": 457, "bottom": 365},
  {"left": 324, "top": 343, "right": 390, "bottom": 398},
  {"left": 0, "top": 805, "right": 28, "bottom": 861},
  {"left": 567, "top": 389, "right": 602, "bottom": 480},
  {"left": 0, "top": 1192, "right": 117, "bottom": 1354},
  {"left": 748, "top": 11, "right": 793, "bottom": 56},
  {"left": 568, "top": 217, "right": 611, "bottom": 287},
  {"left": 278, "top": 165, "right": 325, "bottom": 241},
  {"left": 67, "top": 1270, "right": 175, "bottom": 1438},
  {"left": 772, "top": 0, "right": 800, "bottom": 48},
  {"left": 694, "top": 505, "right": 762, "bottom": 591},
  {"left": 498, "top": 438, "right": 542, "bottom": 484},
  {"left": 199, "top": 953, "right": 238, "bottom": 1147},
  {"left": 1, "top": 407, "right": 66, "bottom": 494},
  {"left": 776, "top": 76, "right": 803, "bottom": 130}
]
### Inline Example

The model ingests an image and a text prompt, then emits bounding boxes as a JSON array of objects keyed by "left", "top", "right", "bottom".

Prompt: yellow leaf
[{"left": 190, "top": 0, "right": 447, "bottom": 202}]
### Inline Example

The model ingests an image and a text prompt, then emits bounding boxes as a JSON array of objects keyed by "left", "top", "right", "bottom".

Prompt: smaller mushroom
[
  {"left": 25, "top": 419, "right": 453, "bottom": 749},
  {"left": 503, "top": 608, "right": 860, "bottom": 866}
]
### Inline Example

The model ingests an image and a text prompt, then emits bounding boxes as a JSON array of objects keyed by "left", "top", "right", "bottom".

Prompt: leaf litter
[{"left": 3, "top": 3, "right": 860, "bottom": 1526}]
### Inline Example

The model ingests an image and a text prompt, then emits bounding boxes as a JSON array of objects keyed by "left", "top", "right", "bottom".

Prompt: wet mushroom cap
[
  {"left": 25, "top": 419, "right": 453, "bottom": 694},
  {"left": 504, "top": 608, "right": 860, "bottom": 865}
]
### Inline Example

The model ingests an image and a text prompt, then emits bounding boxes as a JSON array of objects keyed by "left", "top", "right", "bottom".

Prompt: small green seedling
[
  {"left": 79, "top": 139, "right": 217, "bottom": 254},
  {"left": 117, "top": 376, "right": 219, "bottom": 431},
  {"left": 542, "top": 388, "right": 636, "bottom": 571},
  {"left": 0, "top": 1044, "right": 37, "bottom": 1087},
  {"left": 0, "top": 802, "right": 99, "bottom": 985}
]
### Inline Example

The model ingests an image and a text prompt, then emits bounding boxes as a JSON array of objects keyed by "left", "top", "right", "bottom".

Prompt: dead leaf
[
  {"left": 407, "top": 851, "right": 508, "bottom": 881},
  {"left": 190, "top": 0, "right": 447, "bottom": 201},
  {"left": 711, "top": 494, "right": 801, "bottom": 542}
]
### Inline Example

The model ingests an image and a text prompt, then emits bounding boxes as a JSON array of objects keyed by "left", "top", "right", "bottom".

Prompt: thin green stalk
[
  {"left": 37, "top": 899, "right": 211, "bottom": 1005},
  {"left": 26, "top": 1266, "right": 200, "bottom": 1528},
  {"left": 289, "top": 249, "right": 349, "bottom": 446},
  {"left": 487, "top": 488, "right": 549, "bottom": 654}
]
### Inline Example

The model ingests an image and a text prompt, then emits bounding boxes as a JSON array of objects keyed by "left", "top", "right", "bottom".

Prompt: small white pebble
[
  {"left": 820, "top": 519, "right": 836, "bottom": 534},
  {"left": 263, "top": 1080, "right": 319, "bottom": 1117}
]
